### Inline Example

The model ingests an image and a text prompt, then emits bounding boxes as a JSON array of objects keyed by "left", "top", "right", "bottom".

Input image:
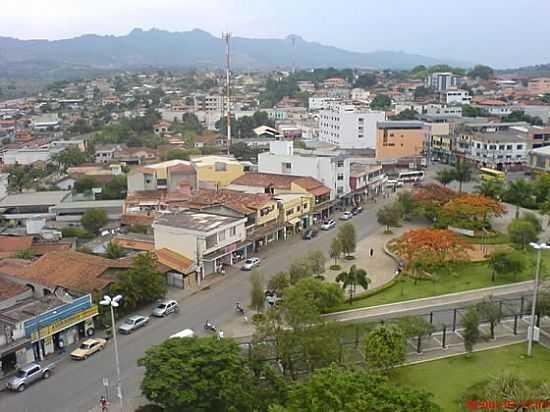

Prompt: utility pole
[
  {"left": 290, "top": 35, "right": 297, "bottom": 74},
  {"left": 222, "top": 32, "right": 232, "bottom": 154}
]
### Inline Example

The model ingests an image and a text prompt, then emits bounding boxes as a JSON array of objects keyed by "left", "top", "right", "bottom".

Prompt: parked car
[
  {"left": 351, "top": 206, "right": 363, "bottom": 215},
  {"left": 241, "top": 257, "right": 261, "bottom": 271},
  {"left": 70, "top": 338, "right": 107, "bottom": 360},
  {"left": 118, "top": 315, "right": 149, "bottom": 334},
  {"left": 320, "top": 219, "right": 336, "bottom": 230},
  {"left": 152, "top": 300, "right": 179, "bottom": 317},
  {"left": 7, "top": 363, "right": 52, "bottom": 392},
  {"left": 340, "top": 211, "right": 353, "bottom": 220},
  {"left": 302, "top": 228, "right": 318, "bottom": 240}
]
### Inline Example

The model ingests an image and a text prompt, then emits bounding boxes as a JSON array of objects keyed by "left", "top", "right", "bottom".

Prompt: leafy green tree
[
  {"left": 414, "top": 85, "right": 431, "bottom": 98},
  {"left": 541, "top": 94, "right": 550, "bottom": 104},
  {"left": 468, "top": 65, "right": 494, "bottom": 80},
  {"left": 269, "top": 364, "right": 440, "bottom": 412},
  {"left": 112, "top": 252, "right": 166, "bottom": 310},
  {"left": 397, "top": 191, "right": 416, "bottom": 220},
  {"left": 336, "top": 264, "right": 370, "bottom": 304},
  {"left": 354, "top": 73, "right": 377, "bottom": 88},
  {"left": 503, "top": 111, "right": 543, "bottom": 126},
  {"left": 163, "top": 148, "right": 200, "bottom": 161},
  {"left": 507, "top": 218, "right": 539, "bottom": 249},
  {"left": 80, "top": 208, "right": 108, "bottom": 234},
  {"left": 369, "top": 94, "right": 392, "bottom": 110},
  {"left": 329, "top": 237, "right": 342, "bottom": 265},
  {"left": 451, "top": 159, "right": 473, "bottom": 193},
  {"left": 462, "top": 306, "right": 481, "bottom": 354},
  {"left": 16, "top": 248, "right": 36, "bottom": 260},
  {"left": 337, "top": 222, "right": 356, "bottom": 257},
  {"left": 435, "top": 168, "right": 455, "bottom": 187},
  {"left": 306, "top": 249, "right": 326, "bottom": 276},
  {"left": 249, "top": 270, "right": 265, "bottom": 313},
  {"left": 475, "top": 179, "right": 504, "bottom": 199},
  {"left": 462, "top": 105, "right": 488, "bottom": 117},
  {"left": 268, "top": 271, "right": 290, "bottom": 296},
  {"left": 288, "top": 256, "right": 313, "bottom": 284},
  {"left": 105, "top": 241, "right": 125, "bottom": 259},
  {"left": 390, "top": 108, "right": 418, "bottom": 120},
  {"left": 377, "top": 204, "right": 401, "bottom": 232},
  {"left": 286, "top": 278, "right": 344, "bottom": 312},
  {"left": 53, "top": 147, "right": 89, "bottom": 171},
  {"left": 139, "top": 337, "right": 255, "bottom": 412},
  {"left": 74, "top": 175, "right": 99, "bottom": 193},
  {"left": 476, "top": 297, "right": 502, "bottom": 339},
  {"left": 503, "top": 179, "right": 535, "bottom": 217},
  {"left": 100, "top": 174, "right": 127, "bottom": 200},
  {"left": 180, "top": 112, "right": 204, "bottom": 133},
  {"left": 395, "top": 316, "right": 434, "bottom": 353},
  {"left": 487, "top": 250, "right": 526, "bottom": 282},
  {"left": 521, "top": 211, "right": 542, "bottom": 233},
  {"left": 363, "top": 324, "right": 406, "bottom": 371}
]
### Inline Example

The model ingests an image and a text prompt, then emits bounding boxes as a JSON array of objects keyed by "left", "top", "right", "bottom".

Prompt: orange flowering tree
[
  {"left": 393, "top": 228, "right": 472, "bottom": 273},
  {"left": 438, "top": 193, "right": 506, "bottom": 230},
  {"left": 412, "top": 184, "right": 457, "bottom": 220}
]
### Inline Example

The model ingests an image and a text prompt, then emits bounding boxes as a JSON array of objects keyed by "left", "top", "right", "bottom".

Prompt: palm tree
[
  {"left": 336, "top": 265, "right": 371, "bottom": 304},
  {"left": 503, "top": 179, "right": 533, "bottom": 218},
  {"left": 105, "top": 241, "right": 125, "bottom": 259},
  {"left": 435, "top": 168, "right": 454, "bottom": 187},
  {"left": 451, "top": 159, "right": 473, "bottom": 193},
  {"left": 474, "top": 179, "right": 503, "bottom": 199}
]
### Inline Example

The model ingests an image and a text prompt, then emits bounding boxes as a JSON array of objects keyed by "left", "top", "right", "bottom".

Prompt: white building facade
[
  {"left": 443, "top": 90, "right": 472, "bottom": 105},
  {"left": 318, "top": 106, "right": 386, "bottom": 149}
]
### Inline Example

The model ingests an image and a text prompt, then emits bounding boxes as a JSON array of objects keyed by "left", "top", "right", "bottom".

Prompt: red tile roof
[
  {"left": 183, "top": 189, "right": 274, "bottom": 215},
  {"left": 0, "top": 277, "right": 30, "bottom": 300},
  {"left": 0, "top": 251, "right": 131, "bottom": 293},
  {"left": 230, "top": 173, "right": 330, "bottom": 196},
  {"left": 0, "top": 236, "right": 33, "bottom": 253}
]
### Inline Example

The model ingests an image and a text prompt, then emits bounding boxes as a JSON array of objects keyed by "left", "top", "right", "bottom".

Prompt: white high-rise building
[
  {"left": 318, "top": 106, "right": 385, "bottom": 149},
  {"left": 425, "top": 72, "right": 458, "bottom": 91}
]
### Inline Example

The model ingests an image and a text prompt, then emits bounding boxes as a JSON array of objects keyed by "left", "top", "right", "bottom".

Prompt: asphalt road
[{"left": 1, "top": 196, "right": 390, "bottom": 412}]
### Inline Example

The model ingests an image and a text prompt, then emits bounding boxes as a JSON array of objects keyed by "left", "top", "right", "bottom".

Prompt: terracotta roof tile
[
  {"left": 185, "top": 189, "right": 273, "bottom": 215},
  {"left": 0, "top": 251, "right": 131, "bottom": 293},
  {"left": 0, "top": 236, "right": 33, "bottom": 253},
  {"left": 230, "top": 173, "right": 330, "bottom": 196},
  {"left": 155, "top": 248, "right": 194, "bottom": 274},
  {"left": 0, "top": 277, "right": 30, "bottom": 300}
]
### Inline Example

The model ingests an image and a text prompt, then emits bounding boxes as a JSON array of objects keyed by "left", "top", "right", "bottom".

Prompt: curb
[{"left": 325, "top": 280, "right": 537, "bottom": 318}]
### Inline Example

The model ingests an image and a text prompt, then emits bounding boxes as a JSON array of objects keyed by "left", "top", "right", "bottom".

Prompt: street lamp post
[
  {"left": 527, "top": 242, "right": 550, "bottom": 357},
  {"left": 100, "top": 295, "right": 124, "bottom": 411}
]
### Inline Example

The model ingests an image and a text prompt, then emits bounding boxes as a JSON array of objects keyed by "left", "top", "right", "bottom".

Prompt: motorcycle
[
  {"left": 235, "top": 303, "right": 245, "bottom": 316},
  {"left": 204, "top": 321, "right": 217, "bottom": 332}
]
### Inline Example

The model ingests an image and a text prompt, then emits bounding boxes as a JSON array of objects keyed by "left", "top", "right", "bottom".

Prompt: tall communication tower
[
  {"left": 222, "top": 32, "right": 232, "bottom": 153},
  {"left": 289, "top": 35, "right": 297, "bottom": 74}
]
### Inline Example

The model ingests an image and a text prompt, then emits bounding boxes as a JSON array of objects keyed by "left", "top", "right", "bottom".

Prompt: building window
[
  {"left": 218, "top": 230, "right": 226, "bottom": 242},
  {"left": 215, "top": 162, "right": 227, "bottom": 171},
  {"left": 206, "top": 234, "right": 217, "bottom": 249},
  {"left": 336, "top": 160, "right": 344, "bottom": 167},
  {"left": 506, "top": 145, "right": 513, "bottom": 150},
  {"left": 229, "top": 226, "right": 236, "bottom": 236},
  {"left": 337, "top": 173, "right": 344, "bottom": 181},
  {"left": 286, "top": 208, "right": 294, "bottom": 216},
  {"left": 337, "top": 186, "right": 344, "bottom": 194},
  {"left": 498, "top": 145, "right": 505, "bottom": 150},
  {"left": 516, "top": 144, "right": 523, "bottom": 150},
  {"left": 281, "top": 162, "right": 292, "bottom": 174}
]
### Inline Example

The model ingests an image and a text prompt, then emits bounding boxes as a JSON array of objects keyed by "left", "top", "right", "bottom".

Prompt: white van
[{"left": 169, "top": 329, "right": 195, "bottom": 339}]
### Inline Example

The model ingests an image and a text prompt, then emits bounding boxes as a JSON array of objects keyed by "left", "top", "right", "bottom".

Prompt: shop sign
[{"left": 31, "top": 306, "right": 98, "bottom": 341}]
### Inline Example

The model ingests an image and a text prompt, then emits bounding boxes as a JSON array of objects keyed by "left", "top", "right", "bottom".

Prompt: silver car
[
  {"left": 7, "top": 363, "right": 51, "bottom": 392},
  {"left": 152, "top": 300, "right": 179, "bottom": 317},
  {"left": 241, "top": 257, "right": 261, "bottom": 271},
  {"left": 118, "top": 315, "right": 149, "bottom": 334}
]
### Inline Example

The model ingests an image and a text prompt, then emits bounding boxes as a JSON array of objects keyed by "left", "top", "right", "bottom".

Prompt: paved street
[
  {"left": 3, "top": 170, "right": 545, "bottom": 412},
  {"left": 1, "top": 195, "right": 394, "bottom": 412}
]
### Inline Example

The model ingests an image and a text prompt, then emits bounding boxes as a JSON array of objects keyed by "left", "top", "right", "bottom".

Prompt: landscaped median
[{"left": 326, "top": 244, "right": 549, "bottom": 313}]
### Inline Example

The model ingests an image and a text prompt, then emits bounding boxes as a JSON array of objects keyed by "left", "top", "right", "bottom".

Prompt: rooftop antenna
[
  {"left": 290, "top": 35, "right": 297, "bottom": 74},
  {"left": 222, "top": 32, "right": 232, "bottom": 154}
]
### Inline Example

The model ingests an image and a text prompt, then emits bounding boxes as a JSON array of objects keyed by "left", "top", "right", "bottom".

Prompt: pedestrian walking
[{"left": 100, "top": 396, "right": 109, "bottom": 412}]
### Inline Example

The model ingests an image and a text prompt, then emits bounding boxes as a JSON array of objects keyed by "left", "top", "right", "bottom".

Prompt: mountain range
[{"left": 0, "top": 28, "right": 470, "bottom": 79}]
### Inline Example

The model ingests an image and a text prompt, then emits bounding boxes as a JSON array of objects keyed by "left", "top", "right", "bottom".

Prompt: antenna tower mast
[{"left": 222, "top": 32, "right": 232, "bottom": 154}]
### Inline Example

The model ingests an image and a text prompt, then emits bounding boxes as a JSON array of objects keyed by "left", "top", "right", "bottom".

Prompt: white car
[
  {"left": 118, "top": 315, "right": 149, "bottom": 334},
  {"left": 340, "top": 211, "right": 353, "bottom": 221},
  {"left": 152, "top": 300, "right": 179, "bottom": 317},
  {"left": 320, "top": 219, "right": 336, "bottom": 230},
  {"left": 241, "top": 257, "right": 261, "bottom": 271}
]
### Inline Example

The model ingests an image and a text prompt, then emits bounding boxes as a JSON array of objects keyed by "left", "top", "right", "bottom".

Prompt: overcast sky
[{"left": 1, "top": 0, "right": 549, "bottom": 68}]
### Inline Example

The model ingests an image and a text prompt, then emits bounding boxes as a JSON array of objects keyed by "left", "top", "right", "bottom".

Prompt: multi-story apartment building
[
  {"left": 308, "top": 97, "right": 339, "bottom": 111},
  {"left": 258, "top": 141, "right": 350, "bottom": 199},
  {"left": 443, "top": 90, "right": 472, "bottom": 105},
  {"left": 193, "top": 94, "right": 225, "bottom": 113},
  {"left": 375, "top": 121, "right": 427, "bottom": 161},
  {"left": 319, "top": 105, "right": 386, "bottom": 149},
  {"left": 425, "top": 72, "right": 458, "bottom": 91},
  {"left": 455, "top": 124, "right": 530, "bottom": 169}
]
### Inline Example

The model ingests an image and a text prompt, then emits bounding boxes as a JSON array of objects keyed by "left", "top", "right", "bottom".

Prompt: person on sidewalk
[{"left": 100, "top": 396, "right": 108, "bottom": 412}]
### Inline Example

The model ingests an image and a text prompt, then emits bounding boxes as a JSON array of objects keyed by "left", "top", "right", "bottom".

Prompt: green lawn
[
  {"left": 328, "top": 250, "right": 550, "bottom": 312},
  {"left": 392, "top": 344, "right": 550, "bottom": 411}
]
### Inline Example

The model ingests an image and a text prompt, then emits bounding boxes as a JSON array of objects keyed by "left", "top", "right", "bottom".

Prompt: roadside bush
[{"left": 61, "top": 227, "right": 94, "bottom": 239}]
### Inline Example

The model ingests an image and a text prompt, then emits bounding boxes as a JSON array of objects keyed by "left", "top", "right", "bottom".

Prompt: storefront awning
[
  {"left": 287, "top": 217, "right": 301, "bottom": 226},
  {"left": 0, "top": 337, "right": 30, "bottom": 357},
  {"left": 202, "top": 240, "right": 252, "bottom": 262}
]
